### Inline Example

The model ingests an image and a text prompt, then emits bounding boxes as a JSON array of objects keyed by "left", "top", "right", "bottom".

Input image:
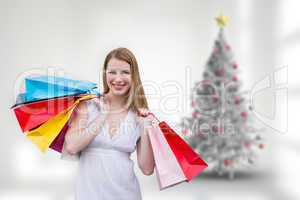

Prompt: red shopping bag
[
  {"left": 49, "top": 108, "right": 78, "bottom": 153},
  {"left": 12, "top": 96, "right": 79, "bottom": 132},
  {"left": 49, "top": 123, "right": 69, "bottom": 152},
  {"left": 159, "top": 121, "right": 208, "bottom": 181}
]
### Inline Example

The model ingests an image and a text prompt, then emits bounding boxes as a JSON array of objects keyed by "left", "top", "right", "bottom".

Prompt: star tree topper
[{"left": 215, "top": 14, "right": 229, "bottom": 27}]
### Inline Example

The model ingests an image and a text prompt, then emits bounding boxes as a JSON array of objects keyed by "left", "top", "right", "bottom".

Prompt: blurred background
[{"left": 0, "top": 0, "right": 299, "bottom": 199}]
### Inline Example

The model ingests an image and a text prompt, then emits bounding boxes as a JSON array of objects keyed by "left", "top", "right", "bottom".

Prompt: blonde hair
[{"left": 102, "top": 47, "right": 149, "bottom": 113}]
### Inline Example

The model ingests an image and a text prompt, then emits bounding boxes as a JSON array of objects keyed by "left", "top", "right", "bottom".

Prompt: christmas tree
[{"left": 181, "top": 15, "right": 265, "bottom": 179}]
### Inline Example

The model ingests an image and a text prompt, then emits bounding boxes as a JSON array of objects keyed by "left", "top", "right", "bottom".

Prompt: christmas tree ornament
[
  {"left": 192, "top": 111, "right": 200, "bottom": 118},
  {"left": 232, "top": 75, "right": 238, "bottom": 82},
  {"left": 240, "top": 111, "right": 248, "bottom": 118},
  {"left": 215, "top": 68, "right": 225, "bottom": 76},
  {"left": 212, "top": 125, "right": 218, "bottom": 133},
  {"left": 213, "top": 95, "right": 219, "bottom": 103},
  {"left": 234, "top": 96, "right": 241, "bottom": 105},
  {"left": 225, "top": 43, "right": 231, "bottom": 51},
  {"left": 244, "top": 141, "right": 251, "bottom": 148},
  {"left": 232, "top": 62, "right": 238, "bottom": 69},
  {"left": 223, "top": 159, "right": 233, "bottom": 166}
]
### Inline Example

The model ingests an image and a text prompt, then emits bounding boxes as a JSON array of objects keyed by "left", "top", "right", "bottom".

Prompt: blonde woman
[{"left": 63, "top": 48, "right": 155, "bottom": 200}]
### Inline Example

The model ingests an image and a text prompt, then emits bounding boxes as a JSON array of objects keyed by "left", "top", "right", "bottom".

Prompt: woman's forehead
[{"left": 107, "top": 58, "right": 130, "bottom": 70}]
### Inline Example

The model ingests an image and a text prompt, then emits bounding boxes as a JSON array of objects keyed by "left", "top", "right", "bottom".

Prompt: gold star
[{"left": 215, "top": 14, "right": 229, "bottom": 27}]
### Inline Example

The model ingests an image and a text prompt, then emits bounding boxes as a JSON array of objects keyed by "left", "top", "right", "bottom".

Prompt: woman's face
[{"left": 106, "top": 58, "right": 132, "bottom": 97}]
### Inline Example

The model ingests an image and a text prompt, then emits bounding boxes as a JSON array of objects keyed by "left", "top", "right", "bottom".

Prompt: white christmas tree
[{"left": 181, "top": 15, "right": 265, "bottom": 179}]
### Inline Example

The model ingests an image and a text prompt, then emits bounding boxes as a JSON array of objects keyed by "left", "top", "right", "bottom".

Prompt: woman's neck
[{"left": 105, "top": 92, "right": 127, "bottom": 112}]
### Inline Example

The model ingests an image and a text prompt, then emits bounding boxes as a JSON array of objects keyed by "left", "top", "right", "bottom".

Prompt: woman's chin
[{"left": 111, "top": 89, "right": 128, "bottom": 97}]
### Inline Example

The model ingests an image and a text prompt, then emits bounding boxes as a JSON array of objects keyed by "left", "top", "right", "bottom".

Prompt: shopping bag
[
  {"left": 25, "top": 75, "right": 99, "bottom": 101},
  {"left": 49, "top": 123, "right": 69, "bottom": 152},
  {"left": 49, "top": 106, "right": 80, "bottom": 153},
  {"left": 25, "top": 94, "right": 96, "bottom": 153},
  {"left": 14, "top": 93, "right": 27, "bottom": 106},
  {"left": 12, "top": 95, "right": 79, "bottom": 132},
  {"left": 147, "top": 120, "right": 187, "bottom": 190},
  {"left": 159, "top": 121, "right": 208, "bottom": 181}
]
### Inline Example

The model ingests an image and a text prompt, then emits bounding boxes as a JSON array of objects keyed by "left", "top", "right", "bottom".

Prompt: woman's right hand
[{"left": 90, "top": 96, "right": 109, "bottom": 119}]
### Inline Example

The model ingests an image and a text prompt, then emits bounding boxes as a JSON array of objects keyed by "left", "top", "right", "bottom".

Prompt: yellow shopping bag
[{"left": 25, "top": 94, "right": 96, "bottom": 153}]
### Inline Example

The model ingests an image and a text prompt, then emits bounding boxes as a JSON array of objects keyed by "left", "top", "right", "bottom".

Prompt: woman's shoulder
[
  {"left": 84, "top": 96, "right": 103, "bottom": 109},
  {"left": 75, "top": 97, "right": 102, "bottom": 117},
  {"left": 128, "top": 109, "right": 141, "bottom": 126}
]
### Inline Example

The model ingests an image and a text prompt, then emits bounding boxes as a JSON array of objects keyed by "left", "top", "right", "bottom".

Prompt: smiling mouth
[{"left": 112, "top": 83, "right": 126, "bottom": 90}]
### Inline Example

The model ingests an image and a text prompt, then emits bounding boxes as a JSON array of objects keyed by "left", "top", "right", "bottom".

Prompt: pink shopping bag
[{"left": 147, "top": 120, "right": 187, "bottom": 190}]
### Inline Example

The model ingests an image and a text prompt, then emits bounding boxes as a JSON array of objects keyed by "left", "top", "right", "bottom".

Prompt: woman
[{"left": 63, "top": 47, "right": 155, "bottom": 200}]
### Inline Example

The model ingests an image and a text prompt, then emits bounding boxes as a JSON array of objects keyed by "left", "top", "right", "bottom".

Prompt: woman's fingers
[
  {"left": 90, "top": 96, "right": 108, "bottom": 120},
  {"left": 138, "top": 108, "right": 150, "bottom": 117}
]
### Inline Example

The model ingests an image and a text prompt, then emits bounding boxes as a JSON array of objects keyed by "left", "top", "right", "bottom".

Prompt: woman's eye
[
  {"left": 108, "top": 71, "right": 116, "bottom": 74},
  {"left": 122, "top": 71, "right": 130, "bottom": 74}
]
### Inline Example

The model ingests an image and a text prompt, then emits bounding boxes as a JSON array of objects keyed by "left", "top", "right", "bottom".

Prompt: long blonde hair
[{"left": 102, "top": 47, "right": 149, "bottom": 113}]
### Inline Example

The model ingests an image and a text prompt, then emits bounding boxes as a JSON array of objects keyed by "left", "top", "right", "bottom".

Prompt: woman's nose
[{"left": 114, "top": 74, "right": 124, "bottom": 82}]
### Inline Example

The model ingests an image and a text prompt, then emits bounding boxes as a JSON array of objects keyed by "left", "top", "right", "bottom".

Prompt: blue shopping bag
[{"left": 24, "top": 76, "right": 100, "bottom": 102}]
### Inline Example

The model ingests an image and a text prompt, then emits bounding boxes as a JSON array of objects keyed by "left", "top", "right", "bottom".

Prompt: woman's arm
[
  {"left": 136, "top": 112, "right": 155, "bottom": 176},
  {"left": 64, "top": 99, "right": 107, "bottom": 155}
]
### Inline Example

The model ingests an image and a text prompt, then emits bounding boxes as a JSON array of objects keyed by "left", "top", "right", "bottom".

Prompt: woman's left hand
[
  {"left": 137, "top": 108, "right": 154, "bottom": 130},
  {"left": 137, "top": 108, "right": 150, "bottom": 117}
]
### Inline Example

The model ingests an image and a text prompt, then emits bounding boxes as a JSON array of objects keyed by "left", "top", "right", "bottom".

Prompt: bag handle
[{"left": 139, "top": 111, "right": 160, "bottom": 123}]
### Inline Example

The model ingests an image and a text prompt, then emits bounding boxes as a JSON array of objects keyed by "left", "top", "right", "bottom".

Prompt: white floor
[{"left": 0, "top": 131, "right": 299, "bottom": 200}]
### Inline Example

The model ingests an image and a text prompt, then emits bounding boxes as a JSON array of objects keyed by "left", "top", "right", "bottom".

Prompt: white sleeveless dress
[{"left": 75, "top": 100, "right": 143, "bottom": 200}]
